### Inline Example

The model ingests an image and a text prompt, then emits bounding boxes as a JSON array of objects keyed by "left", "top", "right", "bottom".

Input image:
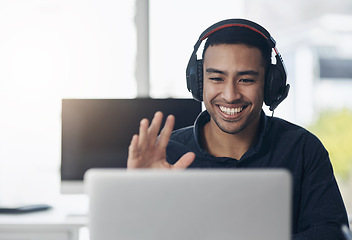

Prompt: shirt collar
[{"left": 193, "top": 110, "right": 270, "bottom": 159}]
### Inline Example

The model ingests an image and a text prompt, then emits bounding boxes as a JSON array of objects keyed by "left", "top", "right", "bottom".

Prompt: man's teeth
[{"left": 219, "top": 106, "right": 243, "bottom": 115}]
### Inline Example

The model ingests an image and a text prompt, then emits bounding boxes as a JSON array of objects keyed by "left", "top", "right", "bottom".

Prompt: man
[{"left": 128, "top": 19, "right": 349, "bottom": 239}]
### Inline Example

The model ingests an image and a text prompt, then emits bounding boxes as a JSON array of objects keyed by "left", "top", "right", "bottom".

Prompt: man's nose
[{"left": 222, "top": 81, "right": 241, "bottom": 102}]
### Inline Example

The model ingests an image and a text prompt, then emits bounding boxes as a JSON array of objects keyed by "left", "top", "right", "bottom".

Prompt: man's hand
[{"left": 127, "top": 111, "right": 195, "bottom": 169}]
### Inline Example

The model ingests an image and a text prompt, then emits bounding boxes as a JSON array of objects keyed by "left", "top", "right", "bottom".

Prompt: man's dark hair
[{"left": 202, "top": 26, "right": 272, "bottom": 69}]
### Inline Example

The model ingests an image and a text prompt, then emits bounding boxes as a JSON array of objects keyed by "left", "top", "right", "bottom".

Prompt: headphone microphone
[{"left": 186, "top": 18, "right": 290, "bottom": 111}]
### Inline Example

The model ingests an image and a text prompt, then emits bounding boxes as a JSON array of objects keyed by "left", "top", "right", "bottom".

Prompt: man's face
[{"left": 202, "top": 43, "right": 266, "bottom": 135}]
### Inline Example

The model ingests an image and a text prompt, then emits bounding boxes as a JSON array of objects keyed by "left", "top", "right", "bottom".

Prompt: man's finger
[
  {"left": 173, "top": 152, "right": 195, "bottom": 169},
  {"left": 148, "top": 111, "right": 163, "bottom": 144},
  {"left": 138, "top": 118, "right": 149, "bottom": 152},
  {"left": 157, "top": 114, "right": 175, "bottom": 149},
  {"left": 127, "top": 134, "right": 139, "bottom": 168}
]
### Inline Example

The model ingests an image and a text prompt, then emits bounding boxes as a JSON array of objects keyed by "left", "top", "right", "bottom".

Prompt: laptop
[{"left": 84, "top": 169, "right": 291, "bottom": 240}]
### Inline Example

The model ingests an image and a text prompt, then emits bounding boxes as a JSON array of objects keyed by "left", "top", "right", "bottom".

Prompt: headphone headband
[
  {"left": 197, "top": 19, "right": 276, "bottom": 49},
  {"left": 201, "top": 24, "right": 269, "bottom": 41}
]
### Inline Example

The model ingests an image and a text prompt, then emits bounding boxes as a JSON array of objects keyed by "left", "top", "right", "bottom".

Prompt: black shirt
[{"left": 166, "top": 110, "right": 349, "bottom": 239}]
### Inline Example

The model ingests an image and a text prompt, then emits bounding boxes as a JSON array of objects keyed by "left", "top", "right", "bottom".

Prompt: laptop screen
[{"left": 85, "top": 169, "right": 292, "bottom": 240}]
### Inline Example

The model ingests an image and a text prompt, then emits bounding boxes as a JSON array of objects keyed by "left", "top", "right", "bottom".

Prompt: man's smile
[{"left": 218, "top": 105, "right": 244, "bottom": 115}]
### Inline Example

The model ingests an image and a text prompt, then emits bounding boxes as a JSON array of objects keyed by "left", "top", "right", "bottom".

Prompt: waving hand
[{"left": 127, "top": 111, "right": 195, "bottom": 169}]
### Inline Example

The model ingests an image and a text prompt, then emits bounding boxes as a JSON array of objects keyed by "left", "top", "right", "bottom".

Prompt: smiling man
[
  {"left": 202, "top": 43, "right": 265, "bottom": 159},
  {"left": 127, "top": 19, "right": 349, "bottom": 239}
]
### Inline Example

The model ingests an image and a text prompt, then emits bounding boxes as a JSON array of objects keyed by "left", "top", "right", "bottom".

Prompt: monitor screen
[{"left": 61, "top": 98, "right": 202, "bottom": 193}]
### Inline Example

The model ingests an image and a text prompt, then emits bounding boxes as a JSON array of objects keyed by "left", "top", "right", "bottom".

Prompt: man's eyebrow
[
  {"left": 205, "top": 68, "right": 226, "bottom": 74},
  {"left": 237, "top": 70, "right": 259, "bottom": 76},
  {"left": 205, "top": 68, "right": 259, "bottom": 76}
]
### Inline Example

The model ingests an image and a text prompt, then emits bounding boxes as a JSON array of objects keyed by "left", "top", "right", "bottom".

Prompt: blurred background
[{"left": 0, "top": 0, "right": 351, "bottom": 216}]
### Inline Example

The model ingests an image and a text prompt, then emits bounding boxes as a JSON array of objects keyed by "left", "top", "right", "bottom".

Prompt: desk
[{"left": 0, "top": 206, "right": 87, "bottom": 240}]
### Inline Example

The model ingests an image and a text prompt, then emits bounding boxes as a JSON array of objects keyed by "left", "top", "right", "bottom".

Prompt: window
[
  {"left": 0, "top": 0, "right": 136, "bottom": 203},
  {"left": 319, "top": 58, "right": 352, "bottom": 79}
]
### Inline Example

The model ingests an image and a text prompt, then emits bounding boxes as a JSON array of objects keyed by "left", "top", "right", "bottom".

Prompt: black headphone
[{"left": 186, "top": 18, "right": 290, "bottom": 111}]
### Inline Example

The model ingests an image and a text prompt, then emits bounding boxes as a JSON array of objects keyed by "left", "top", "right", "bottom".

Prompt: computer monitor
[{"left": 61, "top": 98, "right": 202, "bottom": 193}]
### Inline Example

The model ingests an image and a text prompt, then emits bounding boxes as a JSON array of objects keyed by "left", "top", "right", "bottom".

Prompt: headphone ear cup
[
  {"left": 196, "top": 60, "right": 203, "bottom": 101},
  {"left": 264, "top": 64, "right": 286, "bottom": 109},
  {"left": 264, "top": 65, "right": 274, "bottom": 106},
  {"left": 186, "top": 57, "right": 203, "bottom": 102}
]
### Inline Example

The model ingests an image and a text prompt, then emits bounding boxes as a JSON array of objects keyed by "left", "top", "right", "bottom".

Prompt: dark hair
[{"left": 202, "top": 26, "right": 272, "bottom": 69}]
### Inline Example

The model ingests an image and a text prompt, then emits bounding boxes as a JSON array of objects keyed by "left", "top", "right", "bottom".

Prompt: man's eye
[
  {"left": 240, "top": 79, "right": 254, "bottom": 83},
  {"left": 209, "top": 78, "right": 223, "bottom": 82}
]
